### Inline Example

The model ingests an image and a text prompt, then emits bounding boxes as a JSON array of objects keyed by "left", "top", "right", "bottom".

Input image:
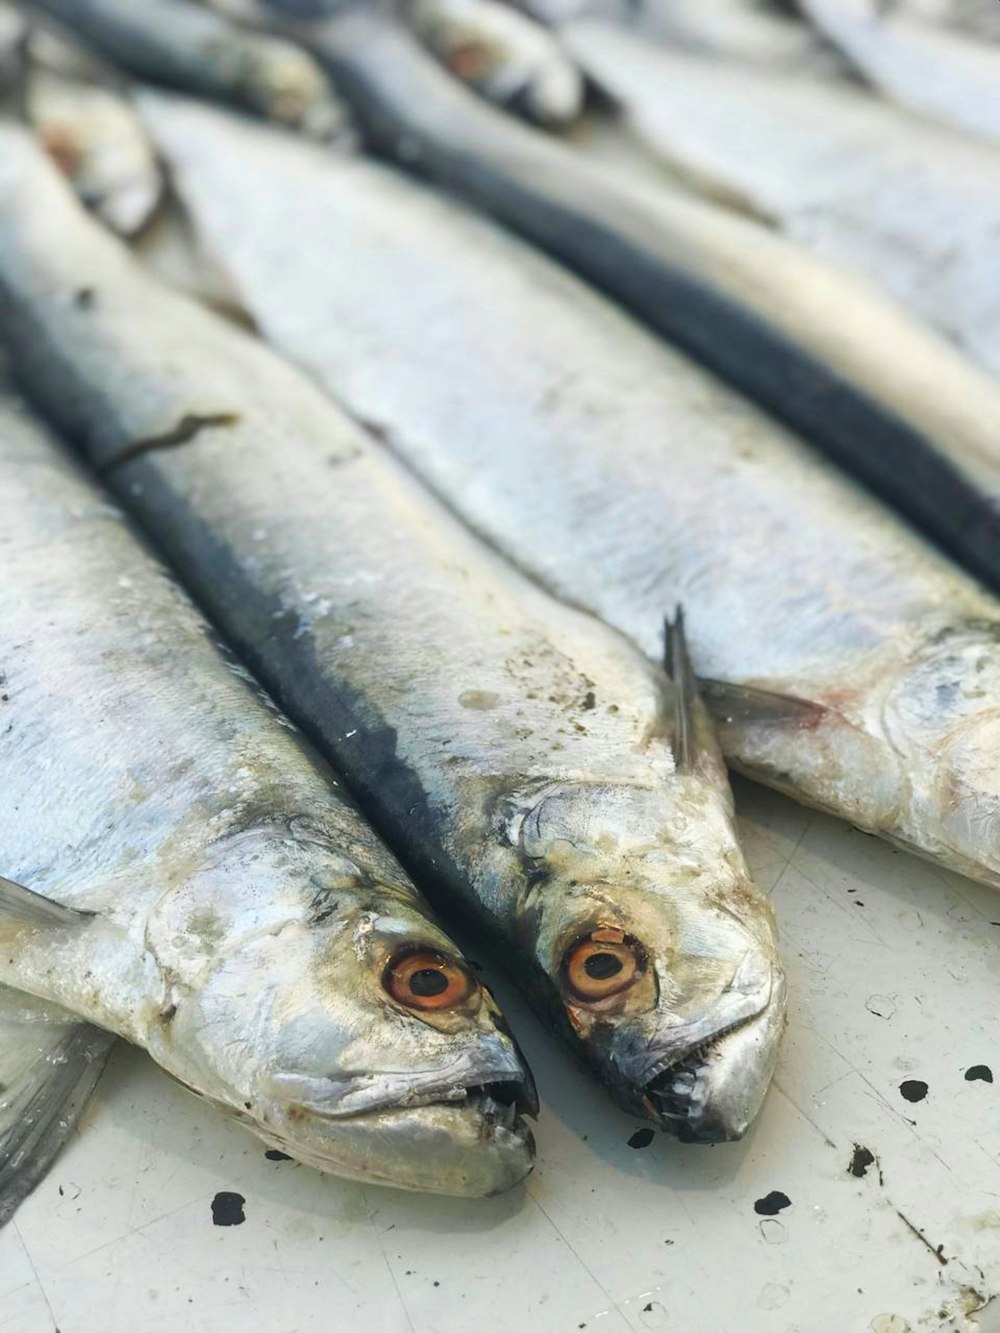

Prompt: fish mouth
[
  {"left": 257, "top": 1078, "right": 537, "bottom": 1197},
  {"left": 642, "top": 1014, "right": 758, "bottom": 1140},
  {"left": 627, "top": 957, "right": 787, "bottom": 1142}
]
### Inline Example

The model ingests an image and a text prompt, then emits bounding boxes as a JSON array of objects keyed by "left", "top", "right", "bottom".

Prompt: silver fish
[
  {"left": 136, "top": 97, "right": 1000, "bottom": 892},
  {"left": 408, "top": 0, "right": 583, "bottom": 125},
  {"left": 0, "top": 2, "right": 26, "bottom": 93},
  {"left": 0, "top": 124, "right": 787, "bottom": 1143},
  {"left": 885, "top": 0, "right": 1000, "bottom": 40},
  {"left": 272, "top": 12, "right": 1000, "bottom": 590},
  {"left": 29, "top": 0, "right": 345, "bottom": 137},
  {"left": 799, "top": 0, "right": 1000, "bottom": 143},
  {"left": 561, "top": 20, "right": 1000, "bottom": 377},
  {"left": 626, "top": 0, "right": 838, "bottom": 69},
  {"left": 0, "top": 375, "right": 536, "bottom": 1205},
  {"left": 23, "top": 41, "right": 162, "bottom": 235}
]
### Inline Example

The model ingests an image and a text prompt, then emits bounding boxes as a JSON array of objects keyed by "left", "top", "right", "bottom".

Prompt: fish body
[
  {"left": 0, "top": 126, "right": 786, "bottom": 1143},
  {"left": 137, "top": 98, "right": 1000, "bottom": 892},
  {"left": 30, "top": 0, "right": 344, "bottom": 136},
  {"left": 0, "top": 376, "right": 536, "bottom": 1200},
  {"left": 629, "top": 0, "right": 837, "bottom": 68},
  {"left": 890, "top": 0, "right": 1000, "bottom": 40},
  {"left": 25, "top": 64, "right": 162, "bottom": 235},
  {"left": 285, "top": 12, "right": 1000, "bottom": 590},
  {"left": 408, "top": 0, "right": 583, "bottom": 125},
  {"left": 561, "top": 21, "right": 1000, "bottom": 377},
  {"left": 800, "top": 0, "right": 1000, "bottom": 142}
]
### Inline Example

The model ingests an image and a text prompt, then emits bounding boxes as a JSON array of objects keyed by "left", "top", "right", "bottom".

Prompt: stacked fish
[{"left": 0, "top": 0, "right": 997, "bottom": 1221}]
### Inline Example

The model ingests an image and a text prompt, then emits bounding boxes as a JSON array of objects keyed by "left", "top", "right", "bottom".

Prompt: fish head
[
  {"left": 157, "top": 855, "right": 536, "bottom": 1196},
  {"left": 884, "top": 620, "right": 1000, "bottom": 888},
  {"left": 511, "top": 781, "right": 785, "bottom": 1140}
]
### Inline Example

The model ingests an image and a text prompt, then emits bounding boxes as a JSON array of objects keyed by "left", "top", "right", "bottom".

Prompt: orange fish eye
[
  {"left": 383, "top": 948, "right": 476, "bottom": 1012},
  {"left": 562, "top": 928, "right": 646, "bottom": 1003}
]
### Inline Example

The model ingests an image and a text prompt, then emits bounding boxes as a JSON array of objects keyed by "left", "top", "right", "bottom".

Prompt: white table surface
[{"left": 2, "top": 778, "right": 999, "bottom": 1333}]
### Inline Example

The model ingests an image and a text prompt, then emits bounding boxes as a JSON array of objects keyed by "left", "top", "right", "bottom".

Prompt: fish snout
[{"left": 619, "top": 950, "right": 787, "bottom": 1142}]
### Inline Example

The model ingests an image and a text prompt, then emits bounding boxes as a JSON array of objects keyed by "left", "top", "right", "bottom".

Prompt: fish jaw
[
  {"left": 631, "top": 956, "right": 787, "bottom": 1142},
  {"left": 254, "top": 1087, "right": 536, "bottom": 1197}
]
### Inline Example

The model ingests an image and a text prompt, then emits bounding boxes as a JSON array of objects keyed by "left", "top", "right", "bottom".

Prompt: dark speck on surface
[
  {"left": 848, "top": 1144, "right": 876, "bottom": 1178},
  {"left": 265, "top": 1149, "right": 292, "bottom": 1161},
  {"left": 965, "top": 1065, "right": 993, "bottom": 1083},
  {"left": 754, "top": 1191, "right": 791, "bottom": 1216},
  {"left": 900, "top": 1079, "right": 929, "bottom": 1103},
  {"left": 211, "top": 1191, "right": 246, "bottom": 1226},
  {"left": 628, "top": 1128, "right": 655, "bottom": 1149},
  {"left": 643, "top": 1303, "right": 654, "bottom": 1313},
  {"left": 74, "top": 288, "right": 95, "bottom": 309}
]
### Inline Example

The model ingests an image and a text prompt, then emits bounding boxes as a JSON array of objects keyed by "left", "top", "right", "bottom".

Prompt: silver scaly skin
[
  {"left": 561, "top": 20, "right": 1000, "bottom": 378},
  {"left": 408, "top": 0, "right": 583, "bottom": 126},
  {"left": 135, "top": 100, "right": 1000, "bottom": 890},
  {"left": 0, "top": 125, "right": 786, "bottom": 1143},
  {"left": 799, "top": 0, "right": 1000, "bottom": 144},
  {"left": 0, "top": 379, "right": 536, "bottom": 1198},
  {"left": 28, "top": 0, "right": 345, "bottom": 138}
]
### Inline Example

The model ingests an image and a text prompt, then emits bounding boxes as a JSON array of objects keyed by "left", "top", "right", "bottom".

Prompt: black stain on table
[
  {"left": 965, "top": 1065, "right": 993, "bottom": 1083},
  {"left": 211, "top": 1191, "right": 246, "bottom": 1226},
  {"left": 265, "top": 1149, "right": 292, "bottom": 1161},
  {"left": 628, "top": 1128, "right": 655, "bottom": 1149},
  {"left": 900, "top": 1079, "right": 929, "bottom": 1103},
  {"left": 754, "top": 1190, "right": 791, "bottom": 1216},
  {"left": 848, "top": 1144, "right": 876, "bottom": 1178}
]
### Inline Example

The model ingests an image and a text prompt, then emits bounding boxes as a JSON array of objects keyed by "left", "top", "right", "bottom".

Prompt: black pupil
[
  {"left": 584, "top": 951, "right": 624, "bottom": 981},
  {"left": 410, "top": 967, "right": 450, "bottom": 997}
]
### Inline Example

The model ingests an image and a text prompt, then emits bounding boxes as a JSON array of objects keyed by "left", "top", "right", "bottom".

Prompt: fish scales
[
  {"left": 280, "top": 9, "right": 1000, "bottom": 589},
  {"left": 134, "top": 98, "right": 1000, "bottom": 892},
  {"left": 0, "top": 378, "right": 535, "bottom": 1200},
  {"left": 0, "top": 123, "right": 786, "bottom": 1142}
]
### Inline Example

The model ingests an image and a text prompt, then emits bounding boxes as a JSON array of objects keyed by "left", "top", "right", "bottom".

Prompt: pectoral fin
[
  {"left": 0, "top": 875, "right": 95, "bottom": 927},
  {"left": 699, "top": 679, "right": 829, "bottom": 730},
  {"left": 0, "top": 988, "right": 114, "bottom": 1227}
]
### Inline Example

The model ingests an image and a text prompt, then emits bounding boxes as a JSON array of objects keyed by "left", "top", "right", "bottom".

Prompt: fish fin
[
  {"left": 0, "top": 989, "right": 115, "bottom": 1227},
  {"left": 699, "top": 679, "right": 829, "bottom": 730},
  {"left": 0, "top": 876, "right": 95, "bottom": 928},
  {"left": 663, "top": 606, "right": 695, "bottom": 771}
]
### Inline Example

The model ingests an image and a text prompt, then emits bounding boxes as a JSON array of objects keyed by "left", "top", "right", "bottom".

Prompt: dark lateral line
[
  {"left": 311, "top": 15, "right": 1000, "bottom": 593},
  {"left": 894, "top": 1209, "right": 949, "bottom": 1267},
  {"left": 99, "top": 412, "right": 239, "bottom": 476}
]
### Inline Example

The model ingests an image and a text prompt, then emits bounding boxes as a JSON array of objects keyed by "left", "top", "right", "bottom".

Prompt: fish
[
  {"left": 407, "top": 0, "right": 583, "bottom": 126},
  {"left": 134, "top": 95, "right": 1000, "bottom": 892},
  {"left": 626, "top": 0, "right": 838, "bottom": 69},
  {"left": 887, "top": 0, "right": 1000, "bottom": 41},
  {"left": 21, "top": 27, "right": 163, "bottom": 235},
  {"left": 0, "top": 123, "right": 787, "bottom": 1144},
  {"left": 799, "top": 0, "right": 1000, "bottom": 143},
  {"left": 0, "top": 2, "right": 26, "bottom": 94},
  {"left": 559, "top": 21, "right": 1000, "bottom": 377},
  {"left": 28, "top": 0, "right": 346, "bottom": 137},
  {"left": 0, "top": 374, "right": 536, "bottom": 1209},
  {"left": 267, "top": 10, "right": 1000, "bottom": 591}
]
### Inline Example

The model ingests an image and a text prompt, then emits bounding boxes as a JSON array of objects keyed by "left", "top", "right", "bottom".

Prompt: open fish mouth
[{"left": 642, "top": 1015, "right": 756, "bottom": 1140}]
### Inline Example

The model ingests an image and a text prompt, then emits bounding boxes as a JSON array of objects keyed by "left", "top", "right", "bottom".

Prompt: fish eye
[
  {"left": 383, "top": 947, "right": 477, "bottom": 1012},
  {"left": 562, "top": 928, "right": 646, "bottom": 1003}
]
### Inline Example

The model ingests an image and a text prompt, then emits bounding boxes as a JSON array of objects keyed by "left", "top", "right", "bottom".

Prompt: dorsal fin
[
  {"left": 0, "top": 876, "right": 95, "bottom": 927},
  {"left": 663, "top": 606, "right": 696, "bottom": 771}
]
